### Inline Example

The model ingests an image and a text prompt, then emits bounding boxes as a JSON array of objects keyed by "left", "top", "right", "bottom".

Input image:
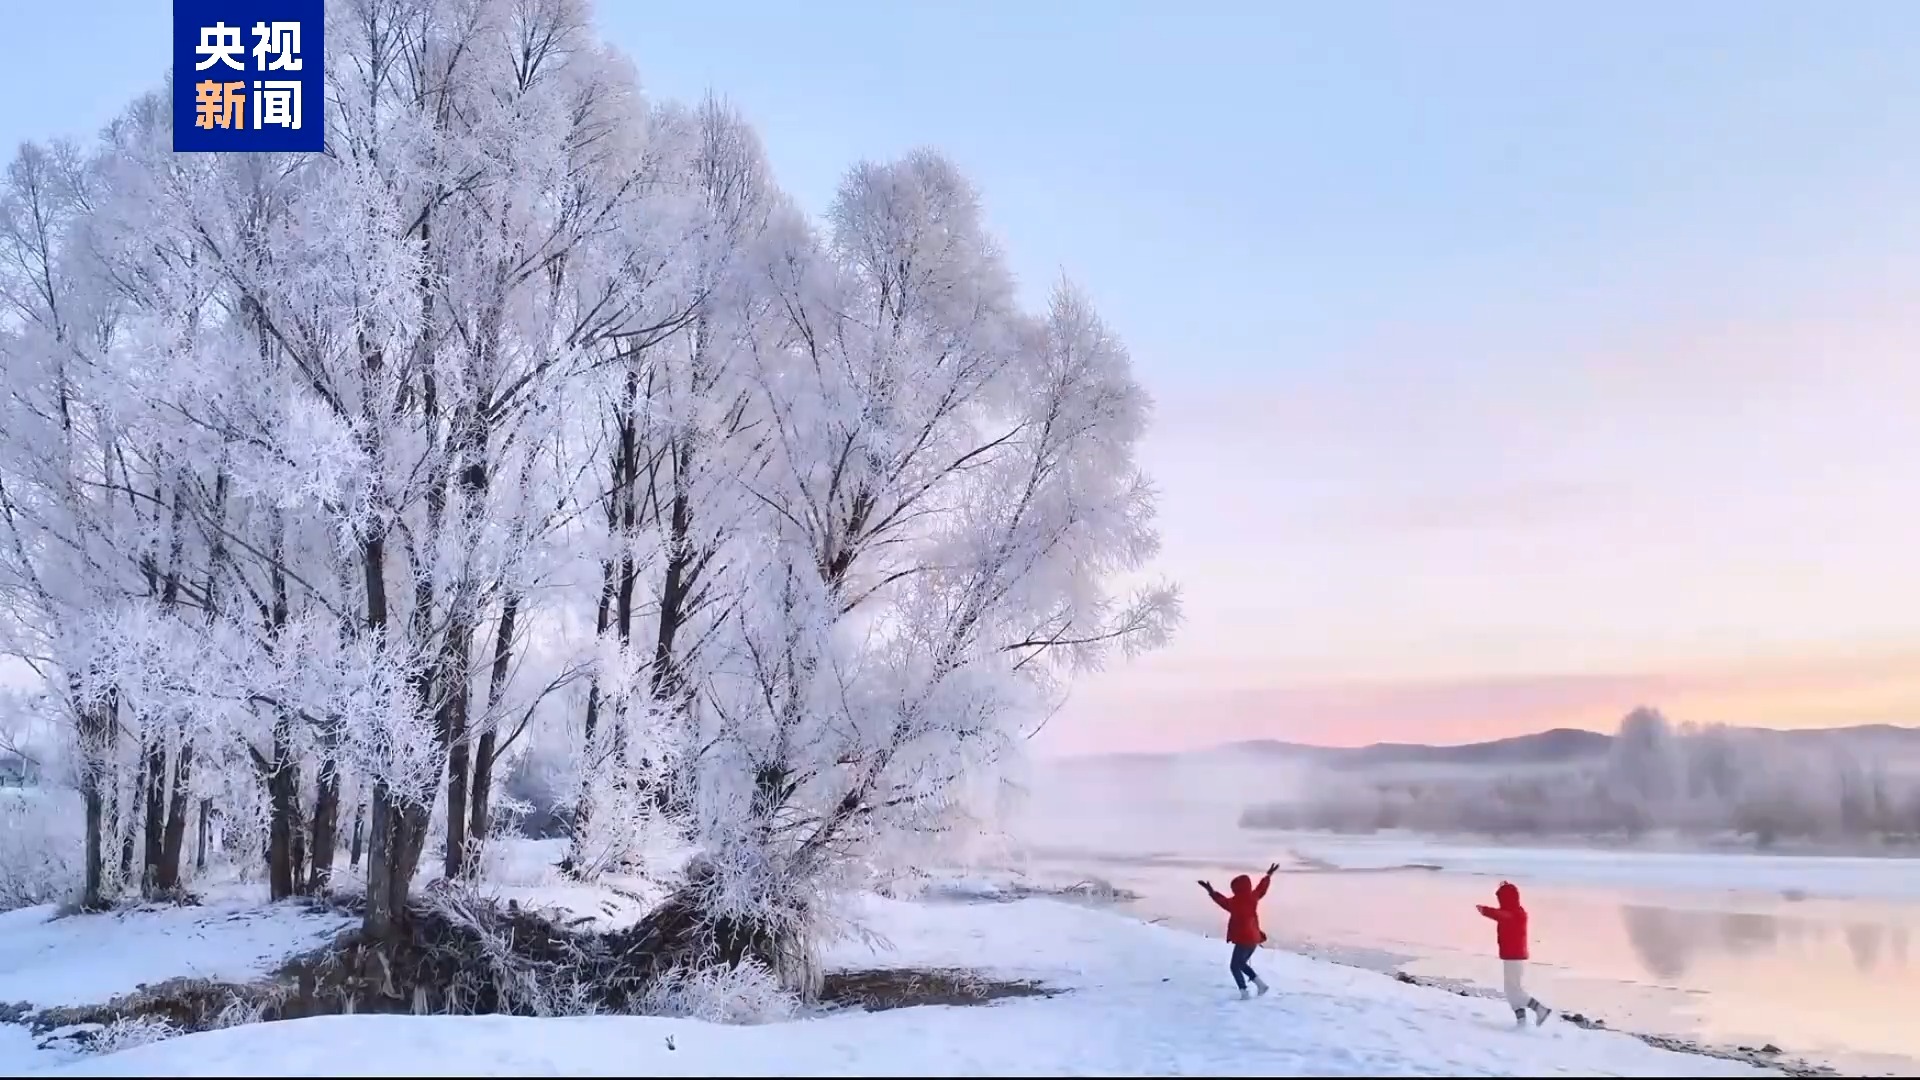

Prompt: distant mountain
[
  {"left": 1061, "top": 723, "right": 1920, "bottom": 772},
  {"left": 1747, "top": 723, "right": 1920, "bottom": 758},
  {"left": 1348, "top": 727, "right": 1609, "bottom": 769}
]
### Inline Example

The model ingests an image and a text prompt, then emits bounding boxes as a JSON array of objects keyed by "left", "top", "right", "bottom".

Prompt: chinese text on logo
[{"left": 173, "top": 2, "right": 324, "bottom": 152}]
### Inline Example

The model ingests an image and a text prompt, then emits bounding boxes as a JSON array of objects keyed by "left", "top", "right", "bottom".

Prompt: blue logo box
[{"left": 173, "top": 0, "right": 324, "bottom": 152}]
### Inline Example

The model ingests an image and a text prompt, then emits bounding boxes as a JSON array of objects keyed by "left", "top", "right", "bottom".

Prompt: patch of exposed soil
[
  {"left": 14, "top": 886, "right": 1059, "bottom": 1056},
  {"left": 820, "top": 966, "right": 1057, "bottom": 1011}
]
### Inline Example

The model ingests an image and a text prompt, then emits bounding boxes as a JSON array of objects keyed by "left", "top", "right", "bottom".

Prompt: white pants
[{"left": 1501, "top": 959, "right": 1532, "bottom": 1010}]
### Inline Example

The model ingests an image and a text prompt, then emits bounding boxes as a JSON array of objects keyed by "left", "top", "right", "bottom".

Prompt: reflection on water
[
  {"left": 1620, "top": 905, "right": 1693, "bottom": 980},
  {"left": 1022, "top": 847, "right": 1920, "bottom": 1076},
  {"left": 1619, "top": 901, "right": 1914, "bottom": 980},
  {"left": 1845, "top": 920, "right": 1911, "bottom": 972},
  {"left": 1619, "top": 905, "right": 1798, "bottom": 978},
  {"left": 1722, "top": 911, "right": 1779, "bottom": 956}
]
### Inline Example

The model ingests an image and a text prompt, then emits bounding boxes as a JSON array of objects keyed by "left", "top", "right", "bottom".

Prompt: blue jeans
[{"left": 1229, "top": 943, "right": 1259, "bottom": 989}]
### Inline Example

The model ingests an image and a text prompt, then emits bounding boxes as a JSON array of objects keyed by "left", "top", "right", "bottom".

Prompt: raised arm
[
  {"left": 1199, "top": 880, "right": 1230, "bottom": 910},
  {"left": 1253, "top": 861, "right": 1279, "bottom": 900},
  {"left": 1476, "top": 904, "right": 1509, "bottom": 921}
]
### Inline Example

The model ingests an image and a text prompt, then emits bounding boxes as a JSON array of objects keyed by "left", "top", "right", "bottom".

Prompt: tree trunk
[
  {"left": 637, "top": 438, "right": 702, "bottom": 816},
  {"left": 357, "top": 514, "right": 427, "bottom": 941},
  {"left": 156, "top": 740, "right": 193, "bottom": 893},
  {"left": 142, "top": 478, "right": 195, "bottom": 899},
  {"left": 290, "top": 793, "right": 308, "bottom": 889},
  {"left": 195, "top": 797, "right": 211, "bottom": 874},
  {"left": 140, "top": 739, "right": 166, "bottom": 896},
  {"left": 117, "top": 761, "right": 139, "bottom": 886},
  {"left": 311, "top": 561, "right": 357, "bottom": 895},
  {"left": 119, "top": 813, "right": 136, "bottom": 885},
  {"left": 441, "top": 652, "right": 472, "bottom": 879},
  {"left": 565, "top": 560, "right": 618, "bottom": 874},
  {"left": 364, "top": 786, "right": 401, "bottom": 939},
  {"left": 597, "top": 369, "right": 650, "bottom": 815},
  {"left": 263, "top": 519, "right": 299, "bottom": 901},
  {"left": 76, "top": 686, "right": 116, "bottom": 910},
  {"left": 465, "top": 730, "right": 496, "bottom": 872},
  {"left": 462, "top": 592, "right": 520, "bottom": 875},
  {"left": 565, "top": 376, "right": 639, "bottom": 878},
  {"left": 81, "top": 768, "right": 106, "bottom": 908},
  {"left": 266, "top": 736, "right": 298, "bottom": 901},
  {"left": 309, "top": 754, "right": 340, "bottom": 894},
  {"left": 182, "top": 470, "right": 227, "bottom": 893},
  {"left": 439, "top": 387, "right": 497, "bottom": 880},
  {"left": 364, "top": 784, "right": 427, "bottom": 940},
  {"left": 651, "top": 443, "right": 695, "bottom": 701},
  {"left": 350, "top": 800, "right": 365, "bottom": 868}
]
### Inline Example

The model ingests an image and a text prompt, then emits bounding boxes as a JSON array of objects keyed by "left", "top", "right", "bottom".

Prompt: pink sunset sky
[
  {"left": 1044, "top": 280, "right": 1920, "bottom": 753},
  {"left": 583, "top": 2, "right": 1920, "bottom": 757}
]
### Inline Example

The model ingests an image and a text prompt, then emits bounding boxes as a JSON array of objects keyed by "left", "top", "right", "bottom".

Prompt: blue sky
[{"left": 9, "top": 2, "right": 1920, "bottom": 751}]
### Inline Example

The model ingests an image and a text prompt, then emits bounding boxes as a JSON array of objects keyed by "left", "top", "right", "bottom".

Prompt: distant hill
[
  {"left": 1060, "top": 723, "right": 1920, "bottom": 773},
  {"left": 1218, "top": 727, "right": 1612, "bottom": 770}
]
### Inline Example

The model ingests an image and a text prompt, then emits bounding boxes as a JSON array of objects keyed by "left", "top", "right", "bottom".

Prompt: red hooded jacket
[
  {"left": 1208, "top": 872, "right": 1270, "bottom": 946},
  {"left": 1476, "top": 881, "right": 1529, "bottom": 960}
]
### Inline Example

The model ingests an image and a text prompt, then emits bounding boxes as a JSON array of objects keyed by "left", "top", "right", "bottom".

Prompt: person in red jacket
[
  {"left": 1198, "top": 862, "right": 1279, "bottom": 999},
  {"left": 1477, "top": 880, "right": 1552, "bottom": 1026}
]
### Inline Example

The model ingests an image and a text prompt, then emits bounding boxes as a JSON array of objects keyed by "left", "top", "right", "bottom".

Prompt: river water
[{"left": 1008, "top": 834, "right": 1920, "bottom": 1076}]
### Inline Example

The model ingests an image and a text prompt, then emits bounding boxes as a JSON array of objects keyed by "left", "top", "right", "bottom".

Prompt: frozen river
[{"left": 1009, "top": 831, "right": 1920, "bottom": 1076}]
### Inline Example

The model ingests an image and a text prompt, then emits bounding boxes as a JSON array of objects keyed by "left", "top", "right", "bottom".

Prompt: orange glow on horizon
[{"left": 1041, "top": 649, "right": 1920, "bottom": 755}]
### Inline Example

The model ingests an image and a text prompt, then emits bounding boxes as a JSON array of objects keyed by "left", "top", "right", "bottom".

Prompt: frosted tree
[
  {"left": 1606, "top": 706, "right": 1682, "bottom": 828},
  {"left": 562, "top": 94, "right": 789, "bottom": 877},
  {"left": 1, "top": 0, "right": 1178, "bottom": 977},
  {"left": 65, "top": 0, "right": 679, "bottom": 931},
  {"left": 0, "top": 133, "right": 232, "bottom": 905},
  {"left": 52, "top": 83, "right": 371, "bottom": 902},
  {"left": 0, "top": 139, "right": 117, "bottom": 905},
  {"left": 638, "top": 150, "right": 1179, "bottom": 994},
  {"left": 285, "top": 0, "right": 682, "bottom": 930}
]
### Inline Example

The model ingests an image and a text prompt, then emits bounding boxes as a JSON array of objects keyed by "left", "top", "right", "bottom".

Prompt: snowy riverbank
[
  {"left": 0, "top": 880, "right": 1778, "bottom": 1077},
  {"left": 987, "top": 835, "right": 1915, "bottom": 1075}
]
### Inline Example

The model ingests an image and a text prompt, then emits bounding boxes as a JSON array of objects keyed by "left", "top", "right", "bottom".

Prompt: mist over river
[{"left": 1003, "top": 769, "right": 1920, "bottom": 1075}]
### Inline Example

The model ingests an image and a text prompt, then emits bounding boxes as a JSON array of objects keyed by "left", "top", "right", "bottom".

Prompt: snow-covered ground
[
  {"left": 0, "top": 878, "right": 1774, "bottom": 1077},
  {"left": 0, "top": 889, "right": 353, "bottom": 1011}
]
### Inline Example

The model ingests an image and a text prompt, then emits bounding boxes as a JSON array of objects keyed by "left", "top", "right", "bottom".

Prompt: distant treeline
[{"left": 1240, "top": 708, "right": 1920, "bottom": 846}]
